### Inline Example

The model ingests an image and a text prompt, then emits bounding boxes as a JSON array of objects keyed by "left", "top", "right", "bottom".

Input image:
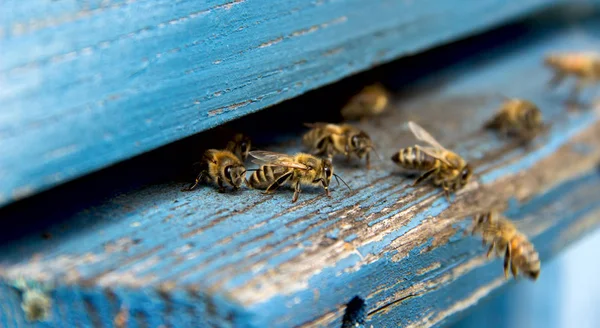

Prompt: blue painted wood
[
  {"left": 2, "top": 6, "right": 600, "bottom": 328},
  {"left": 0, "top": 0, "right": 569, "bottom": 207}
]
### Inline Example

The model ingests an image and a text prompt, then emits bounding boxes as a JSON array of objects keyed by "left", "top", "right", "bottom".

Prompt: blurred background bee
[
  {"left": 246, "top": 150, "right": 349, "bottom": 203},
  {"left": 11, "top": 277, "right": 53, "bottom": 322},
  {"left": 182, "top": 149, "right": 246, "bottom": 192},
  {"left": 484, "top": 98, "right": 544, "bottom": 141},
  {"left": 545, "top": 52, "right": 600, "bottom": 100},
  {"left": 391, "top": 121, "right": 472, "bottom": 200},
  {"left": 340, "top": 83, "right": 390, "bottom": 121},
  {"left": 302, "top": 123, "right": 376, "bottom": 168},
  {"left": 469, "top": 210, "right": 540, "bottom": 280},
  {"left": 225, "top": 133, "right": 252, "bottom": 162}
]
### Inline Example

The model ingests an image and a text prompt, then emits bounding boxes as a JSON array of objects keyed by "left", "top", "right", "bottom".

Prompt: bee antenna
[
  {"left": 371, "top": 145, "right": 383, "bottom": 161},
  {"left": 245, "top": 169, "right": 259, "bottom": 172},
  {"left": 333, "top": 174, "right": 351, "bottom": 191}
]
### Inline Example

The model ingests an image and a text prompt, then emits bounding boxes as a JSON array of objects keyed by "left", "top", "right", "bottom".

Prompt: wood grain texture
[
  {"left": 0, "top": 0, "right": 567, "bottom": 207},
  {"left": 3, "top": 9, "right": 600, "bottom": 327}
]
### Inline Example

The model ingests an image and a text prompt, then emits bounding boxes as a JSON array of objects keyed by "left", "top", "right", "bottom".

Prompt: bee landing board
[{"left": 3, "top": 6, "right": 600, "bottom": 328}]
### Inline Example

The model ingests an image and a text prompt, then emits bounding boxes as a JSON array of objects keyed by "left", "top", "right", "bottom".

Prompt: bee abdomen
[
  {"left": 391, "top": 147, "right": 436, "bottom": 171},
  {"left": 511, "top": 235, "right": 541, "bottom": 279},
  {"left": 248, "top": 165, "right": 287, "bottom": 189}
]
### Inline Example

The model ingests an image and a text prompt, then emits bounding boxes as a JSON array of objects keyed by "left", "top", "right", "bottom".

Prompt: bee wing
[
  {"left": 250, "top": 150, "right": 288, "bottom": 164},
  {"left": 415, "top": 145, "right": 453, "bottom": 167},
  {"left": 408, "top": 121, "right": 449, "bottom": 152},
  {"left": 249, "top": 151, "right": 310, "bottom": 170},
  {"left": 303, "top": 122, "right": 330, "bottom": 129}
]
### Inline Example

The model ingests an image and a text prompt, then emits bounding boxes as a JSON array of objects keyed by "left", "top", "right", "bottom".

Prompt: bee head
[
  {"left": 322, "top": 159, "right": 334, "bottom": 187},
  {"left": 351, "top": 132, "right": 373, "bottom": 157},
  {"left": 224, "top": 164, "right": 246, "bottom": 188},
  {"left": 524, "top": 106, "right": 543, "bottom": 130},
  {"left": 233, "top": 134, "right": 251, "bottom": 161},
  {"left": 458, "top": 164, "right": 473, "bottom": 188}
]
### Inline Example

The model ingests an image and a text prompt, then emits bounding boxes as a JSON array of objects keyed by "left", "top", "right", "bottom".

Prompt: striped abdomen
[
  {"left": 247, "top": 165, "right": 292, "bottom": 189},
  {"left": 391, "top": 147, "right": 438, "bottom": 171},
  {"left": 510, "top": 234, "right": 540, "bottom": 280}
]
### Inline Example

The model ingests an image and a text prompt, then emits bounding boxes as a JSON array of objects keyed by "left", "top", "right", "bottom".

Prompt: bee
[
  {"left": 484, "top": 98, "right": 543, "bottom": 140},
  {"left": 246, "top": 150, "right": 349, "bottom": 203},
  {"left": 225, "top": 133, "right": 251, "bottom": 162},
  {"left": 302, "top": 123, "right": 375, "bottom": 168},
  {"left": 470, "top": 211, "right": 540, "bottom": 280},
  {"left": 391, "top": 121, "right": 472, "bottom": 200},
  {"left": 545, "top": 52, "right": 600, "bottom": 99},
  {"left": 11, "top": 277, "right": 53, "bottom": 322},
  {"left": 183, "top": 149, "right": 246, "bottom": 192},
  {"left": 340, "top": 83, "right": 389, "bottom": 121}
]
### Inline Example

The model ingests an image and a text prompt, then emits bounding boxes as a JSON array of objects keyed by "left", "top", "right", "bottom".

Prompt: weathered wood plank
[
  {"left": 2, "top": 7, "right": 600, "bottom": 327},
  {"left": 0, "top": 0, "right": 567, "bottom": 207}
]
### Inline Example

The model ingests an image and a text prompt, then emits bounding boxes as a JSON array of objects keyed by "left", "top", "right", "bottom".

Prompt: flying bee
[
  {"left": 484, "top": 98, "right": 544, "bottom": 141},
  {"left": 340, "top": 83, "right": 389, "bottom": 121},
  {"left": 225, "top": 133, "right": 252, "bottom": 162},
  {"left": 470, "top": 211, "right": 540, "bottom": 280},
  {"left": 182, "top": 149, "right": 246, "bottom": 192},
  {"left": 246, "top": 150, "right": 349, "bottom": 203},
  {"left": 545, "top": 52, "right": 600, "bottom": 100},
  {"left": 302, "top": 123, "right": 376, "bottom": 168},
  {"left": 391, "top": 121, "right": 472, "bottom": 201}
]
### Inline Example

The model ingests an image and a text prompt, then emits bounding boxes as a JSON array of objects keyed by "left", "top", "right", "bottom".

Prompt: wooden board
[
  {"left": 2, "top": 7, "right": 600, "bottom": 328},
  {"left": 0, "top": 0, "right": 565, "bottom": 207}
]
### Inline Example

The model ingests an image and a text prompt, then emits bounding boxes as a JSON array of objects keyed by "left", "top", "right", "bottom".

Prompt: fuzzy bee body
[
  {"left": 246, "top": 151, "right": 338, "bottom": 203},
  {"left": 470, "top": 211, "right": 540, "bottom": 280},
  {"left": 341, "top": 84, "right": 389, "bottom": 121},
  {"left": 485, "top": 98, "right": 543, "bottom": 140},
  {"left": 545, "top": 52, "right": 600, "bottom": 99},
  {"left": 302, "top": 123, "right": 374, "bottom": 168},
  {"left": 183, "top": 149, "right": 246, "bottom": 192},
  {"left": 225, "top": 133, "right": 252, "bottom": 162},
  {"left": 391, "top": 146, "right": 438, "bottom": 171},
  {"left": 391, "top": 121, "right": 472, "bottom": 200}
]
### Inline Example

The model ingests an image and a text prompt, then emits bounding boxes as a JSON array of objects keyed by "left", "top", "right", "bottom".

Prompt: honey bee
[
  {"left": 391, "top": 121, "right": 472, "bottom": 200},
  {"left": 470, "top": 211, "right": 540, "bottom": 280},
  {"left": 11, "top": 277, "right": 53, "bottom": 322},
  {"left": 340, "top": 83, "right": 389, "bottom": 121},
  {"left": 225, "top": 133, "right": 252, "bottom": 162},
  {"left": 246, "top": 150, "right": 349, "bottom": 203},
  {"left": 484, "top": 98, "right": 543, "bottom": 140},
  {"left": 183, "top": 149, "right": 246, "bottom": 192},
  {"left": 545, "top": 52, "right": 600, "bottom": 99},
  {"left": 302, "top": 123, "right": 375, "bottom": 168}
]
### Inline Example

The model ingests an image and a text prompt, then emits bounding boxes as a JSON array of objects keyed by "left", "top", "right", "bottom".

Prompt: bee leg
[
  {"left": 486, "top": 242, "right": 495, "bottom": 258},
  {"left": 412, "top": 168, "right": 436, "bottom": 187},
  {"left": 547, "top": 72, "right": 565, "bottom": 89},
  {"left": 292, "top": 181, "right": 301, "bottom": 203},
  {"left": 182, "top": 171, "right": 207, "bottom": 191},
  {"left": 443, "top": 189, "right": 451, "bottom": 203},
  {"left": 503, "top": 246, "right": 511, "bottom": 279},
  {"left": 320, "top": 179, "right": 331, "bottom": 198},
  {"left": 511, "top": 257, "right": 518, "bottom": 279},
  {"left": 216, "top": 177, "right": 226, "bottom": 193},
  {"left": 365, "top": 152, "right": 371, "bottom": 170},
  {"left": 570, "top": 78, "right": 591, "bottom": 102},
  {"left": 264, "top": 172, "right": 293, "bottom": 195},
  {"left": 345, "top": 145, "right": 351, "bottom": 163}
]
